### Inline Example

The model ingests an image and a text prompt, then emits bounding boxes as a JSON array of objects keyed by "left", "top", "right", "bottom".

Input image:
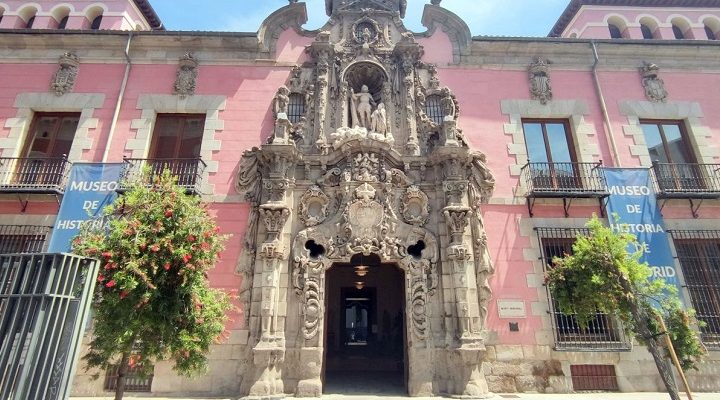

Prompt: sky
[{"left": 149, "top": 0, "right": 570, "bottom": 37}]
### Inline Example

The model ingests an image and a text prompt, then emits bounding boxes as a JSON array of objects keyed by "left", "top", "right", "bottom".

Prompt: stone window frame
[
  {"left": 618, "top": 100, "right": 717, "bottom": 167},
  {"left": 126, "top": 94, "right": 226, "bottom": 195},
  {"left": 1, "top": 93, "right": 104, "bottom": 161},
  {"left": 501, "top": 99, "right": 601, "bottom": 195}
]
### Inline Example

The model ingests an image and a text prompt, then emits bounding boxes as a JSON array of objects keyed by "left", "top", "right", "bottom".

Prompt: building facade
[{"left": 0, "top": 0, "right": 719, "bottom": 397}]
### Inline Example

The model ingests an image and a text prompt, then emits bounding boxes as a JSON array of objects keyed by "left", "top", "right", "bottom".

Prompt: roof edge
[{"left": 133, "top": 0, "right": 164, "bottom": 31}]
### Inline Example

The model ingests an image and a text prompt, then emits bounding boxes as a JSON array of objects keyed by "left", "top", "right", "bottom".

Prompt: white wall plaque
[{"left": 497, "top": 300, "right": 527, "bottom": 319}]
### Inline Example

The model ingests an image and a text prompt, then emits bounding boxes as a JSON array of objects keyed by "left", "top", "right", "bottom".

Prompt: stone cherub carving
[
  {"left": 350, "top": 84, "right": 376, "bottom": 129},
  {"left": 529, "top": 57, "right": 552, "bottom": 104},
  {"left": 274, "top": 85, "right": 290, "bottom": 118}
]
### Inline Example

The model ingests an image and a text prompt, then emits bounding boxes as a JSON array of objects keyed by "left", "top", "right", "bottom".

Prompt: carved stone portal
[{"left": 236, "top": 3, "right": 496, "bottom": 398}]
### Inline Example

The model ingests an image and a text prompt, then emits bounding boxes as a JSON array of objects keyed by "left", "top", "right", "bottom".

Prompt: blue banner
[
  {"left": 48, "top": 163, "right": 123, "bottom": 253},
  {"left": 603, "top": 168, "right": 681, "bottom": 296}
]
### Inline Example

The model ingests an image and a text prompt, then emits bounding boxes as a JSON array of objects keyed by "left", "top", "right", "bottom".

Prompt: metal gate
[{"left": 0, "top": 254, "right": 98, "bottom": 400}]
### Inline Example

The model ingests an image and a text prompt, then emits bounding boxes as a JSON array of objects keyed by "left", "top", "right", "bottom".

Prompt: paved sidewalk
[{"left": 71, "top": 393, "right": 718, "bottom": 400}]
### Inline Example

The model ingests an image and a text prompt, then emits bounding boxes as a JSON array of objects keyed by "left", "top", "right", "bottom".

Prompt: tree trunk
[
  {"left": 114, "top": 351, "right": 131, "bottom": 400},
  {"left": 618, "top": 275, "right": 680, "bottom": 400}
]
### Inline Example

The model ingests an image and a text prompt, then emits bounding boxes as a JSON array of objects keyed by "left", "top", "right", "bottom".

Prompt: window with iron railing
[
  {"left": 425, "top": 95, "right": 444, "bottom": 125},
  {"left": 0, "top": 225, "right": 51, "bottom": 254},
  {"left": 670, "top": 230, "right": 720, "bottom": 350},
  {"left": 287, "top": 93, "right": 306, "bottom": 124},
  {"left": 522, "top": 120, "right": 585, "bottom": 191},
  {"left": 536, "top": 227, "right": 631, "bottom": 351}
]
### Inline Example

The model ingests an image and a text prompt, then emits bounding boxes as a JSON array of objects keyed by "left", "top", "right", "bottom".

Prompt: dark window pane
[
  {"left": 663, "top": 124, "right": 691, "bottom": 164},
  {"left": 705, "top": 26, "right": 717, "bottom": 40},
  {"left": 179, "top": 118, "right": 203, "bottom": 158},
  {"left": 90, "top": 15, "right": 102, "bottom": 30},
  {"left": 641, "top": 25, "right": 654, "bottom": 39},
  {"left": 287, "top": 94, "right": 306, "bottom": 124},
  {"left": 522, "top": 123, "right": 549, "bottom": 164},
  {"left": 58, "top": 16, "right": 69, "bottom": 29},
  {"left": 425, "top": 95, "right": 444, "bottom": 125},
  {"left": 641, "top": 123, "right": 668, "bottom": 163},
  {"left": 25, "top": 16, "right": 35, "bottom": 29},
  {"left": 673, "top": 25, "right": 685, "bottom": 39},
  {"left": 151, "top": 115, "right": 205, "bottom": 159},
  {"left": 608, "top": 24, "right": 623, "bottom": 39}
]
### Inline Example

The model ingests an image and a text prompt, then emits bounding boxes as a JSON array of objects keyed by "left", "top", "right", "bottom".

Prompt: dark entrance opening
[{"left": 323, "top": 254, "right": 406, "bottom": 396}]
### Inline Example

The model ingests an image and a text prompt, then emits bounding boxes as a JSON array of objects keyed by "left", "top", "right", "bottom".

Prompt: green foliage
[
  {"left": 545, "top": 215, "right": 705, "bottom": 371},
  {"left": 73, "top": 170, "right": 232, "bottom": 378}
]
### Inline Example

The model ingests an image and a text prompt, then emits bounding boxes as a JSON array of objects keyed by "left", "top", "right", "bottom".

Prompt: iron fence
[
  {"left": 104, "top": 363, "right": 153, "bottom": 392},
  {"left": 0, "top": 157, "right": 71, "bottom": 194},
  {"left": 0, "top": 225, "right": 51, "bottom": 254},
  {"left": 521, "top": 162, "right": 608, "bottom": 195},
  {"left": 536, "top": 227, "right": 631, "bottom": 351},
  {"left": 669, "top": 230, "right": 720, "bottom": 350},
  {"left": 0, "top": 253, "right": 98, "bottom": 400},
  {"left": 119, "top": 158, "right": 206, "bottom": 195},
  {"left": 652, "top": 162, "right": 720, "bottom": 197}
]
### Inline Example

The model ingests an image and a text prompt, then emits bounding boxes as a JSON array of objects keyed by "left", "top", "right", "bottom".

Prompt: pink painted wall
[
  {"left": 565, "top": 7, "right": 720, "bottom": 40},
  {"left": 0, "top": 0, "right": 151, "bottom": 31}
]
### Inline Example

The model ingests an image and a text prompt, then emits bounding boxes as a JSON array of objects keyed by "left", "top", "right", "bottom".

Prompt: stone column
[
  {"left": 294, "top": 256, "right": 326, "bottom": 397},
  {"left": 404, "top": 257, "right": 435, "bottom": 397}
]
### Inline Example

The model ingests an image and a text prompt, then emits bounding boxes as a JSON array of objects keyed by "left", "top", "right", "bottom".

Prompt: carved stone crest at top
[
  {"left": 298, "top": 186, "right": 331, "bottom": 227},
  {"left": 529, "top": 57, "right": 552, "bottom": 104},
  {"left": 641, "top": 62, "right": 668, "bottom": 103},
  {"left": 173, "top": 53, "right": 199, "bottom": 99},
  {"left": 51, "top": 52, "right": 79, "bottom": 96}
]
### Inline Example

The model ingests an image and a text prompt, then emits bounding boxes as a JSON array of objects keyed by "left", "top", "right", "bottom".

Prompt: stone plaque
[{"left": 497, "top": 300, "right": 526, "bottom": 319}]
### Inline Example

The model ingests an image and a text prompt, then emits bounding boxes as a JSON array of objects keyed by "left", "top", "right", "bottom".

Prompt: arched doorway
[{"left": 324, "top": 255, "right": 407, "bottom": 396}]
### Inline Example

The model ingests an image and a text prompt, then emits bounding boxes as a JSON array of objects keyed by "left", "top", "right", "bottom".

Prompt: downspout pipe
[
  {"left": 103, "top": 32, "right": 133, "bottom": 162},
  {"left": 591, "top": 40, "right": 621, "bottom": 167}
]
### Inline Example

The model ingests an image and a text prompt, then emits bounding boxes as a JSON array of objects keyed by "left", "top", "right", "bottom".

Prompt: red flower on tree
[{"left": 105, "top": 280, "right": 117, "bottom": 288}]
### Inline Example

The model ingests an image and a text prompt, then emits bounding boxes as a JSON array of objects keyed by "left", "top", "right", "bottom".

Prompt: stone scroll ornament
[
  {"left": 293, "top": 255, "right": 325, "bottom": 340},
  {"left": 173, "top": 52, "right": 199, "bottom": 99},
  {"left": 298, "top": 186, "right": 330, "bottom": 227},
  {"left": 641, "top": 62, "right": 668, "bottom": 103},
  {"left": 529, "top": 57, "right": 552, "bottom": 104},
  {"left": 51, "top": 52, "right": 79, "bottom": 96}
]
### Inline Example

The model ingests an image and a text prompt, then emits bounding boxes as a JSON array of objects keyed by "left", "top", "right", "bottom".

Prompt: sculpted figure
[
  {"left": 371, "top": 103, "right": 388, "bottom": 134},
  {"left": 350, "top": 84, "right": 376, "bottom": 129},
  {"left": 440, "top": 87, "right": 456, "bottom": 119},
  {"left": 274, "top": 85, "right": 290, "bottom": 118}
]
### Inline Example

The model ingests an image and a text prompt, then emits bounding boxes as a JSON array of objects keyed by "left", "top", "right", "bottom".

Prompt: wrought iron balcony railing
[
  {"left": 119, "top": 158, "right": 206, "bottom": 195},
  {"left": 0, "top": 225, "right": 52, "bottom": 254},
  {"left": 652, "top": 162, "right": 720, "bottom": 199},
  {"left": 521, "top": 161, "right": 609, "bottom": 196},
  {"left": 0, "top": 157, "right": 71, "bottom": 194}
]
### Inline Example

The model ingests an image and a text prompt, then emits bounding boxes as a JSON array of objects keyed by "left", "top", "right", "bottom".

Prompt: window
[
  {"left": 149, "top": 114, "right": 204, "bottom": 160},
  {"left": 25, "top": 16, "right": 35, "bottom": 29},
  {"left": 287, "top": 93, "right": 306, "bottom": 124},
  {"left": 705, "top": 25, "right": 717, "bottom": 40},
  {"left": 608, "top": 24, "right": 623, "bottom": 39},
  {"left": 641, "top": 24, "right": 654, "bottom": 39},
  {"left": 522, "top": 120, "right": 580, "bottom": 189},
  {"left": 22, "top": 114, "right": 78, "bottom": 159},
  {"left": 90, "top": 15, "right": 103, "bottom": 30},
  {"left": 641, "top": 121, "right": 700, "bottom": 191},
  {"left": 58, "top": 15, "right": 69, "bottom": 30},
  {"left": 671, "top": 230, "right": 720, "bottom": 349},
  {"left": 537, "top": 228, "right": 630, "bottom": 351},
  {"left": 0, "top": 225, "right": 51, "bottom": 254},
  {"left": 425, "top": 95, "right": 444, "bottom": 125},
  {"left": 672, "top": 25, "right": 685, "bottom": 39}
]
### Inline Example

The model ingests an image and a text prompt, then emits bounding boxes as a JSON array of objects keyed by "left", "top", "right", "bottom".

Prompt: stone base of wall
[{"left": 483, "top": 344, "right": 720, "bottom": 394}]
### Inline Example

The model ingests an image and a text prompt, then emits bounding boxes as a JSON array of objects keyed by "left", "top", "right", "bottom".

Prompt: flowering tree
[
  {"left": 545, "top": 216, "right": 705, "bottom": 400},
  {"left": 73, "top": 171, "right": 232, "bottom": 400}
]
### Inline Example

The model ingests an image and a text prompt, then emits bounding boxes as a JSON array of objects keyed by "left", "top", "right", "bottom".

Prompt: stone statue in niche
[
  {"left": 274, "top": 85, "right": 290, "bottom": 118},
  {"left": 371, "top": 103, "right": 388, "bottom": 134},
  {"left": 440, "top": 87, "right": 456, "bottom": 119},
  {"left": 640, "top": 62, "right": 668, "bottom": 103},
  {"left": 350, "top": 84, "right": 376, "bottom": 129},
  {"left": 51, "top": 52, "right": 79, "bottom": 96},
  {"left": 529, "top": 57, "right": 552, "bottom": 104}
]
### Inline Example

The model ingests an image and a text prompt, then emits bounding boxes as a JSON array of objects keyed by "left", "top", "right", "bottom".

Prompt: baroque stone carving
[
  {"left": 401, "top": 186, "right": 430, "bottom": 226},
  {"left": 353, "top": 152, "right": 380, "bottom": 182},
  {"left": 50, "top": 52, "right": 79, "bottom": 96},
  {"left": 274, "top": 85, "right": 291, "bottom": 117},
  {"left": 173, "top": 52, "right": 199, "bottom": 99},
  {"left": 350, "top": 84, "right": 376, "bottom": 129},
  {"left": 298, "top": 186, "right": 330, "bottom": 226},
  {"left": 529, "top": 57, "right": 552, "bottom": 104},
  {"left": 641, "top": 62, "right": 668, "bottom": 103}
]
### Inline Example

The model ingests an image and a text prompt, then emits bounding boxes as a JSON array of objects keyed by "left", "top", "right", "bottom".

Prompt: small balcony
[
  {"left": 0, "top": 157, "right": 71, "bottom": 195},
  {"left": 652, "top": 162, "right": 720, "bottom": 199},
  {"left": 521, "top": 162, "right": 609, "bottom": 217},
  {"left": 118, "top": 158, "right": 206, "bottom": 195},
  {"left": 0, "top": 225, "right": 52, "bottom": 254}
]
